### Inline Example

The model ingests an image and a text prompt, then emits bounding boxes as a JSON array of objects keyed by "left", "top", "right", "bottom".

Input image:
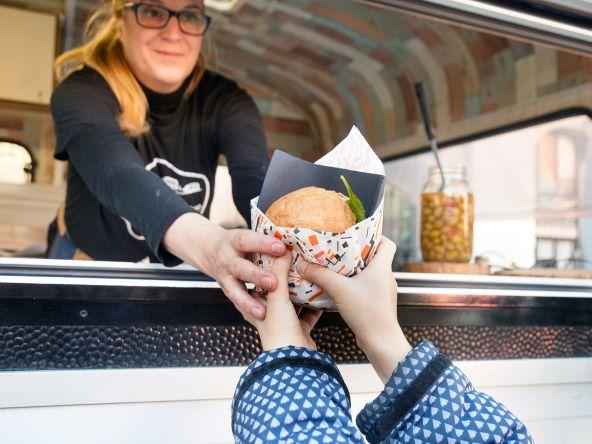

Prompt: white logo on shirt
[{"left": 123, "top": 157, "right": 211, "bottom": 241}]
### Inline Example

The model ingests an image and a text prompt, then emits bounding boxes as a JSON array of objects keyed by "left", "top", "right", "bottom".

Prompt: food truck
[{"left": 0, "top": 0, "right": 591, "bottom": 442}]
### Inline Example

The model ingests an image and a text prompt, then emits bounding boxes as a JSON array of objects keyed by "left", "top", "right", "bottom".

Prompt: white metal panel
[
  {"left": 1, "top": 358, "right": 590, "bottom": 409},
  {"left": 523, "top": 416, "right": 592, "bottom": 444},
  {"left": 0, "top": 385, "right": 590, "bottom": 444},
  {"left": 0, "top": 400, "right": 235, "bottom": 444},
  {"left": 0, "top": 359, "right": 590, "bottom": 443}
]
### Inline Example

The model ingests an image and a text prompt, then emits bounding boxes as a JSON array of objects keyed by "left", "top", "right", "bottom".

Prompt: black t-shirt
[{"left": 51, "top": 66, "right": 269, "bottom": 264}]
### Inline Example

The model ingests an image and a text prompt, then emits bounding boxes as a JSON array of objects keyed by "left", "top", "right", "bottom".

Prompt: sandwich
[{"left": 265, "top": 175, "right": 365, "bottom": 232}]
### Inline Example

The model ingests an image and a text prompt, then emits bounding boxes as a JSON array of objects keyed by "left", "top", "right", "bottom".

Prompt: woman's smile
[{"left": 153, "top": 49, "right": 185, "bottom": 58}]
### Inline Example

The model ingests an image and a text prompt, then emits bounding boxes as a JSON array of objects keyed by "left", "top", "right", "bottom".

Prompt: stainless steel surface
[{"left": 2, "top": 258, "right": 592, "bottom": 290}]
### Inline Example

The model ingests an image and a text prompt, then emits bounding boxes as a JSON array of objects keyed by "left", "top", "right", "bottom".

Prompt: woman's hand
[
  {"left": 297, "top": 236, "right": 411, "bottom": 383},
  {"left": 163, "top": 213, "right": 287, "bottom": 321},
  {"left": 246, "top": 251, "right": 322, "bottom": 351}
]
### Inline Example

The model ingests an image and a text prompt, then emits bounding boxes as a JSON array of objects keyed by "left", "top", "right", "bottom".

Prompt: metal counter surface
[{"left": 1, "top": 259, "right": 591, "bottom": 327}]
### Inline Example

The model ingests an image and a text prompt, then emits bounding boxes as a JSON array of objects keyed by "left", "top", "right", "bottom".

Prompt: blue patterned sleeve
[
  {"left": 356, "top": 340, "right": 533, "bottom": 443},
  {"left": 231, "top": 346, "right": 364, "bottom": 443}
]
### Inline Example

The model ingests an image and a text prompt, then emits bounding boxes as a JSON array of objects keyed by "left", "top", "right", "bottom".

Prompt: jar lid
[{"left": 428, "top": 165, "right": 466, "bottom": 177}]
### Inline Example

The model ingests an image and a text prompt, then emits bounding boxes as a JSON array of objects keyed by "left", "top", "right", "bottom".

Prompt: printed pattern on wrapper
[{"left": 250, "top": 127, "right": 386, "bottom": 309}]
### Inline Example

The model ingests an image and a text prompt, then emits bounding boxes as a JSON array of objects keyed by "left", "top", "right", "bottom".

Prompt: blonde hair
[{"left": 55, "top": 0, "right": 206, "bottom": 137}]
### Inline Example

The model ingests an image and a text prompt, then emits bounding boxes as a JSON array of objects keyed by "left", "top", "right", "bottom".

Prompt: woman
[
  {"left": 233, "top": 237, "right": 533, "bottom": 443},
  {"left": 47, "top": 0, "right": 286, "bottom": 321}
]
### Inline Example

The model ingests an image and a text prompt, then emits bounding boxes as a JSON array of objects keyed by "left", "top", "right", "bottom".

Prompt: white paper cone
[{"left": 250, "top": 126, "right": 385, "bottom": 309}]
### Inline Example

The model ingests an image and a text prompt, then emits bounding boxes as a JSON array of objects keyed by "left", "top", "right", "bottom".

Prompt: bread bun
[{"left": 265, "top": 186, "right": 356, "bottom": 232}]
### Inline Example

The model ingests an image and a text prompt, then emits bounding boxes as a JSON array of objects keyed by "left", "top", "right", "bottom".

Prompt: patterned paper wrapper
[{"left": 250, "top": 126, "right": 385, "bottom": 310}]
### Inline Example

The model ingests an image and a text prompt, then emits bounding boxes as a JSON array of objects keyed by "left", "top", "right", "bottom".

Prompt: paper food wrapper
[{"left": 250, "top": 126, "right": 385, "bottom": 309}]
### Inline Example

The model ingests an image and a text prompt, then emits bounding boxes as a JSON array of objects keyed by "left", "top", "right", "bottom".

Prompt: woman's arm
[
  {"left": 162, "top": 213, "right": 285, "bottom": 319},
  {"left": 53, "top": 69, "right": 286, "bottom": 320}
]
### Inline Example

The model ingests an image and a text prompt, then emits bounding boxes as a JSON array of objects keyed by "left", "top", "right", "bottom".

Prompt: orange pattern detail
[
  {"left": 361, "top": 244, "right": 370, "bottom": 260},
  {"left": 308, "top": 290, "right": 325, "bottom": 302}
]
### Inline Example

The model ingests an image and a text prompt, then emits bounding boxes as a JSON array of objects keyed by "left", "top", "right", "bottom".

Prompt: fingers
[
  {"left": 367, "top": 236, "right": 397, "bottom": 272},
  {"left": 230, "top": 257, "right": 279, "bottom": 291},
  {"left": 220, "top": 274, "right": 266, "bottom": 321},
  {"left": 265, "top": 252, "right": 292, "bottom": 312},
  {"left": 299, "top": 308, "right": 322, "bottom": 334},
  {"left": 270, "top": 251, "right": 292, "bottom": 287},
  {"left": 230, "top": 229, "right": 286, "bottom": 256},
  {"left": 251, "top": 291, "right": 268, "bottom": 306},
  {"left": 296, "top": 260, "right": 348, "bottom": 297}
]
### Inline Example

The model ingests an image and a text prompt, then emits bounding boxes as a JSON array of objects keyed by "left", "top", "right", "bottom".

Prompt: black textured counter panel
[{"left": 0, "top": 325, "right": 590, "bottom": 370}]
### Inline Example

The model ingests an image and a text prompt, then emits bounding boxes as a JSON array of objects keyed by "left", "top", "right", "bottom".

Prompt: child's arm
[
  {"left": 298, "top": 239, "right": 532, "bottom": 443},
  {"left": 356, "top": 340, "right": 533, "bottom": 444},
  {"left": 232, "top": 346, "right": 364, "bottom": 443}
]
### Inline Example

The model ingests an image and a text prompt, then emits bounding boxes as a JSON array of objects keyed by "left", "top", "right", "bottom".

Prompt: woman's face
[{"left": 119, "top": 0, "right": 205, "bottom": 93}]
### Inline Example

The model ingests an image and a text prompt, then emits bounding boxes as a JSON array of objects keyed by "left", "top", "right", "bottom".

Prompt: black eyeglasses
[{"left": 122, "top": 2, "right": 212, "bottom": 36}]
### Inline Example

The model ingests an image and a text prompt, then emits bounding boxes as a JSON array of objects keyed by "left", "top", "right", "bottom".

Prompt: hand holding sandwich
[
  {"left": 246, "top": 251, "right": 322, "bottom": 351},
  {"left": 163, "top": 212, "right": 287, "bottom": 321},
  {"left": 297, "top": 237, "right": 412, "bottom": 383}
]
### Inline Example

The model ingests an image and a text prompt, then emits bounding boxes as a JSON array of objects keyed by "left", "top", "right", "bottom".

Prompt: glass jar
[{"left": 420, "top": 165, "right": 474, "bottom": 262}]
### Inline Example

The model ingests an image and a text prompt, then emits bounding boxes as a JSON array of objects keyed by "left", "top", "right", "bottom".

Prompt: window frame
[
  {"left": 361, "top": 0, "right": 592, "bottom": 56},
  {"left": 382, "top": 108, "right": 592, "bottom": 162}
]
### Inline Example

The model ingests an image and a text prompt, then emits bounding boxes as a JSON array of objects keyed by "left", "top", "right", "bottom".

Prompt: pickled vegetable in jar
[{"left": 420, "top": 166, "right": 474, "bottom": 262}]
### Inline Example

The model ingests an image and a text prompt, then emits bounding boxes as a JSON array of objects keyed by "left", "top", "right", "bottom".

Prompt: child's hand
[
  {"left": 246, "top": 252, "right": 322, "bottom": 351},
  {"left": 297, "top": 237, "right": 411, "bottom": 382}
]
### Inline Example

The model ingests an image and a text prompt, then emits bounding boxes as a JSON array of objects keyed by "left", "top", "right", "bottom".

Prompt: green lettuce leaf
[{"left": 340, "top": 175, "right": 366, "bottom": 223}]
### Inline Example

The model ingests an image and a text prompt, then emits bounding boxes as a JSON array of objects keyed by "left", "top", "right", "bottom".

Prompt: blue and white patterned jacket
[{"left": 232, "top": 340, "right": 532, "bottom": 443}]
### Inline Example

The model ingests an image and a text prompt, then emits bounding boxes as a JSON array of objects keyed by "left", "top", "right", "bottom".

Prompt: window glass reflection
[{"left": 385, "top": 115, "right": 592, "bottom": 270}]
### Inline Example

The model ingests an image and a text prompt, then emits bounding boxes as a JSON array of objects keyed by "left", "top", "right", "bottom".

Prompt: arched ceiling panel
[{"left": 209, "top": 0, "right": 591, "bottom": 158}]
